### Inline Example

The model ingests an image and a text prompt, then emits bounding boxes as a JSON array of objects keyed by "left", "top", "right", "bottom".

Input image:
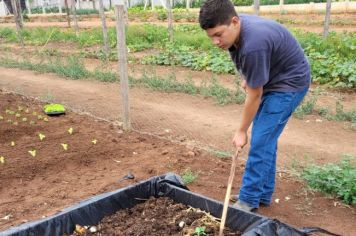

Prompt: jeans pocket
[{"left": 262, "top": 92, "right": 294, "bottom": 115}]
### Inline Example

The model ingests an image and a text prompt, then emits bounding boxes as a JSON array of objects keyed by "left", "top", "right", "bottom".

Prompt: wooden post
[
  {"left": 115, "top": 2, "right": 131, "bottom": 131},
  {"left": 65, "top": 0, "right": 71, "bottom": 27},
  {"left": 16, "top": 0, "right": 23, "bottom": 27},
  {"left": 58, "top": 0, "right": 62, "bottom": 13},
  {"left": 98, "top": 0, "right": 109, "bottom": 58},
  {"left": 253, "top": 0, "right": 260, "bottom": 15},
  {"left": 167, "top": 0, "right": 173, "bottom": 41},
  {"left": 42, "top": 0, "right": 46, "bottom": 14},
  {"left": 279, "top": 0, "right": 284, "bottom": 13},
  {"left": 10, "top": 0, "right": 23, "bottom": 46},
  {"left": 71, "top": 0, "right": 79, "bottom": 36},
  {"left": 26, "top": 0, "right": 31, "bottom": 14},
  {"left": 323, "top": 0, "right": 332, "bottom": 38}
]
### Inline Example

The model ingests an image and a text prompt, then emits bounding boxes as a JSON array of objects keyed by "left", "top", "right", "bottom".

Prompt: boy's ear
[{"left": 231, "top": 16, "right": 239, "bottom": 25}]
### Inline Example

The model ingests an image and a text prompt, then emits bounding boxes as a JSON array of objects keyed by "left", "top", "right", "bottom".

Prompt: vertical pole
[
  {"left": 167, "top": 0, "right": 173, "bottom": 41},
  {"left": 58, "top": 0, "right": 62, "bottom": 13},
  {"left": 16, "top": 0, "right": 23, "bottom": 26},
  {"left": 151, "top": 0, "right": 154, "bottom": 10},
  {"left": 11, "top": 0, "right": 23, "bottom": 46},
  {"left": 65, "top": 0, "right": 71, "bottom": 27},
  {"left": 92, "top": 0, "right": 96, "bottom": 10},
  {"left": 26, "top": 0, "right": 32, "bottom": 14},
  {"left": 323, "top": 0, "right": 332, "bottom": 38},
  {"left": 186, "top": 0, "right": 190, "bottom": 9},
  {"left": 71, "top": 0, "right": 79, "bottom": 36},
  {"left": 42, "top": 0, "right": 46, "bottom": 14},
  {"left": 115, "top": 2, "right": 131, "bottom": 131},
  {"left": 77, "top": 0, "right": 81, "bottom": 9},
  {"left": 279, "top": 0, "right": 284, "bottom": 13},
  {"left": 253, "top": 0, "right": 259, "bottom": 15},
  {"left": 98, "top": 0, "right": 109, "bottom": 58}
]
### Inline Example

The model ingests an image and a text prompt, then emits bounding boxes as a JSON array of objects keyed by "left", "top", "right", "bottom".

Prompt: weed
[
  {"left": 301, "top": 154, "right": 356, "bottom": 205},
  {"left": 181, "top": 169, "right": 198, "bottom": 184},
  {"left": 294, "top": 94, "right": 318, "bottom": 119}
]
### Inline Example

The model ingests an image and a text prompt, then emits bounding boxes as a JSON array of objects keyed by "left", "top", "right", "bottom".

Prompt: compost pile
[{"left": 66, "top": 197, "right": 240, "bottom": 236}]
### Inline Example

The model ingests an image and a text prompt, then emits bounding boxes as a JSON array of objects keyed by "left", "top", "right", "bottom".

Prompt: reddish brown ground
[{"left": 0, "top": 87, "right": 355, "bottom": 235}]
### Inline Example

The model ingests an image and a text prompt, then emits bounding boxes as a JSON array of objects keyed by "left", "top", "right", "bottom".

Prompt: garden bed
[{"left": 66, "top": 197, "right": 239, "bottom": 236}]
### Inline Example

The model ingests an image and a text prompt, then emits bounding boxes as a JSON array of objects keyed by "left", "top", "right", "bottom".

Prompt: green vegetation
[
  {"left": 181, "top": 168, "right": 199, "bottom": 184},
  {"left": 43, "top": 104, "right": 66, "bottom": 114},
  {"left": 301, "top": 155, "right": 356, "bottom": 205},
  {"left": 0, "top": 26, "right": 354, "bottom": 88}
]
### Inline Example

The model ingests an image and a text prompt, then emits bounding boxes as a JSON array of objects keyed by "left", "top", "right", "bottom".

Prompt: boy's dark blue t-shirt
[{"left": 229, "top": 14, "right": 311, "bottom": 93}]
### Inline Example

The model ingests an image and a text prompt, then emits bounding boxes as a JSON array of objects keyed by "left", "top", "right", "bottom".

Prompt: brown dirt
[
  {"left": 0, "top": 76, "right": 355, "bottom": 236},
  {"left": 66, "top": 197, "right": 239, "bottom": 236}
]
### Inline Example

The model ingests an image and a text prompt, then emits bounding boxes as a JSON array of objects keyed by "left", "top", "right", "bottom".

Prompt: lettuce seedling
[
  {"left": 13, "top": 121, "right": 18, "bottom": 126},
  {"left": 0, "top": 156, "right": 5, "bottom": 164},
  {"left": 15, "top": 113, "right": 21, "bottom": 118},
  {"left": 22, "top": 117, "right": 27, "bottom": 122},
  {"left": 61, "top": 143, "right": 68, "bottom": 151},
  {"left": 37, "top": 115, "right": 43, "bottom": 120},
  {"left": 43, "top": 117, "right": 49, "bottom": 122},
  {"left": 28, "top": 150, "right": 37, "bottom": 157},
  {"left": 92, "top": 139, "right": 97, "bottom": 145},
  {"left": 18, "top": 106, "right": 24, "bottom": 111},
  {"left": 68, "top": 128, "right": 73, "bottom": 135},
  {"left": 38, "top": 133, "right": 46, "bottom": 141},
  {"left": 11, "top": 141, "right": 15, "bottom": 147},
  {"left": 29, "top": 121, "right": 36, "bottom": 125},
  {"left": 25, "top": 108, "right": 30, "bottom": 114},
  {"left": 0, "top": 115, "right": 3, "bottom": 120}
]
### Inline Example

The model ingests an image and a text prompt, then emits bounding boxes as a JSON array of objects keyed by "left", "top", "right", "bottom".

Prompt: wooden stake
[
  {"left": 10, "top": 0, "right": 23, "bottom": 46},
  {"left": 98, "top": 0, "right": 109, "bottom": 58},
  {"left": 323, "top": 0, "right": 332, "bottom": 38},
  {"left": 71, "top": 0, "right": 79, "bottom": 36},
  {"left": 219, "top": 150, "right": 240, "bottom": 236},
  {"left": 166, "top": 0, "right": 173, "bottom": 42},
  {"left": 115, "top": 2, "right": 131, "bottom": 131}
]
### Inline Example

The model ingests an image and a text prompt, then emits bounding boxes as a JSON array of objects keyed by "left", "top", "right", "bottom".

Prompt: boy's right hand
[{"left": 232, "top": 130, "right": 248, "bottom": 149}]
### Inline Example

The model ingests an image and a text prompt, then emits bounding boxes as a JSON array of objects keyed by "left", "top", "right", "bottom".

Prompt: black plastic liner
[{"left": 0, "top": 173, "right": 339, "bottom": 236}]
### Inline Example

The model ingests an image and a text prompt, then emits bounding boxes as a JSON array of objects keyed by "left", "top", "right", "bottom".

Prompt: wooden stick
[{"left": 219, "top": 149, "right": 240, "bottom": 236}]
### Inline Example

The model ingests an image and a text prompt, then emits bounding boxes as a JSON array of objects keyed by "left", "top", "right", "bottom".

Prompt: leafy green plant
[
  {"left": 302, "top": 155, "right": 356, "bottom": 205},
  {"left": 194, "top": 226, "right": 206, "bottom": 236},
  {"left": 181, "top": 169, "right": 198, "bottom": 184},
  {"left": 294, "top": 94, "right": 318, "bottom": 119}
]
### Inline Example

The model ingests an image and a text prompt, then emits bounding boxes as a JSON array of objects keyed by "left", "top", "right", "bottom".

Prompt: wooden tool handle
[{"left": 219, "top": 149, "right": 240, "bottom": 236}]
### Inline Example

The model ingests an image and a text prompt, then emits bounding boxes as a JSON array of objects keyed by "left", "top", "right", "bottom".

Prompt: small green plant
[
  {"left": 181, "top": 169, "right": 198, "bottom": 184},
  {"left": 11, "top": 141, "right": 15, "bottom": 147},
  {"left": 92, "top": 139, "right": 97, "bottom": 145},
  {"left": 294, "top": 94, "right": 318, "bottom": 119},
  {"left": 302, "top": 154, "right": 356, "bottom": 205},
  {"left": 68, "top": 127, "right": 74, "bottom": 135},
  {"left": 194, "top": 226, "right": 206, "bottom": 236},
  {"left": 0, "top": 156, "right": 5, "bottom": 164},
  {"left": 61, "top": 143, "right": 68, "bottom": 151},
  {"left": 38, "top": 133, "right": 46, "bottom": 141},
  {"left": 28, "top": 149, "right": 37, "bottom": 157}
]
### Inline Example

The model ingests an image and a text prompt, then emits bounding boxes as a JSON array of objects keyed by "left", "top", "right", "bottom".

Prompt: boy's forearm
[{"left": 238, "top": 87, "right": 262, "bottom": 132}]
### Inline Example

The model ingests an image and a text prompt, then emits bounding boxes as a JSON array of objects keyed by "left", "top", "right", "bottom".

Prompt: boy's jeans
[{"left": 238, "top": 88, "right": 308, "bottom": 208}]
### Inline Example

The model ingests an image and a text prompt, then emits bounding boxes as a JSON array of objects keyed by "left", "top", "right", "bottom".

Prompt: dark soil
[{"left": 67, "top": 197, "right": 239, "bottom": 236}]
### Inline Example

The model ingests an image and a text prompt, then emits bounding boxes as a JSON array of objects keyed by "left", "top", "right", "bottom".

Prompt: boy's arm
[{"left": 232, "top": 84, "right": 263, "bottom": 149}]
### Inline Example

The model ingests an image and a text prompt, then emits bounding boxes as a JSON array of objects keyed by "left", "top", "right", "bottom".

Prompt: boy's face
[{"left": 205, "top": 16, "right": 240, "bottom": 50}]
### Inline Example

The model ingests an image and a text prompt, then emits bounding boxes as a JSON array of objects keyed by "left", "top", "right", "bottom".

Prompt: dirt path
[
  {"left": 0, "top": 68, "right": 355, "bottom": 235},
  {"left": 1, "top": 67, "right": 355, "bottom": 165}
]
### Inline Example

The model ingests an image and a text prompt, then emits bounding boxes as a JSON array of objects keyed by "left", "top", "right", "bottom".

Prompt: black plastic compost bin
[{"left": 0, "top": 173, "right": 339, "bottom": 236}]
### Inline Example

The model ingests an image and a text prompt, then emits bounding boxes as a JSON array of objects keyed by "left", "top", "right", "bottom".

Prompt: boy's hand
[{"left": 232, "top": 130, "right": 248, "bottom": 149}]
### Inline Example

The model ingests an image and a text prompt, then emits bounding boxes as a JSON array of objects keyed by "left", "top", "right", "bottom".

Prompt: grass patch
[
  {"left": 181, "top": 168, "right": 199, "bottom": 185},
  {"left": 301, "top": 154, "right": 356, "bottom": 205}
]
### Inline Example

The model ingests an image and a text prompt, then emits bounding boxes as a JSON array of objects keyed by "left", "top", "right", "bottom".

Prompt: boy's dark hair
[{"left": 199, "top": 0, "right": 238, "bottom": 30}]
